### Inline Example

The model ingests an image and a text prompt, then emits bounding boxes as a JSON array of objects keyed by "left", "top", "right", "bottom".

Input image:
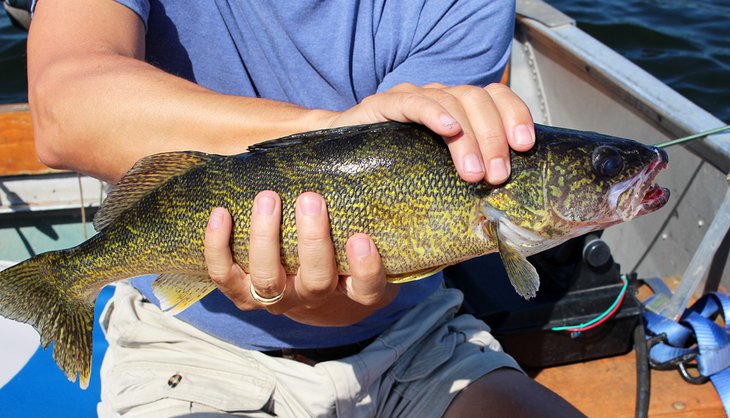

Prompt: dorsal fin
[
  {"left": 247, "top": 122, "right": 406, "bottom": 153},
  {"left": 93, "top": 151, "right": 213, "bottom": 231}
]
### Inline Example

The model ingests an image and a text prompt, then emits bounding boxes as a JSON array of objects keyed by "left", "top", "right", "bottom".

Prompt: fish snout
[{"left": 656, "top": 146, "right": 669, "bottom": 166}]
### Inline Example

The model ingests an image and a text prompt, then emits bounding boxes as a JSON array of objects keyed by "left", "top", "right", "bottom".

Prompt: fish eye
[{"left": 592, "top": 146, "right": 624, "bottom": 178}]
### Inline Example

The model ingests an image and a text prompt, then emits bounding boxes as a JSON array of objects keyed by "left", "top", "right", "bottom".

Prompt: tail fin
[{"left": 0, "top": 253, "right": 95, "bottom": 389}]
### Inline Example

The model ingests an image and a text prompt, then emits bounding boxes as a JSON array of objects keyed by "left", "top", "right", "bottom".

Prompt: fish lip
[
  {"left": 616, "top": 148, "right": 669, "bottom": 220},
  {"left": 637, "top": 184, "right": 670, "bottom": 215}
]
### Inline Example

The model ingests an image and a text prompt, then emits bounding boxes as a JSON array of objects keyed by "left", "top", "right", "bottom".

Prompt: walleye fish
[{"left": 0, "top": 122, "right": 669, "bottom": 388}]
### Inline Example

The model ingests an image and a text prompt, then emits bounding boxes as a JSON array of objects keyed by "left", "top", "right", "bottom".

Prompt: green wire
[
  {"left": 551, "top": 275, "right": 629, "bottom": 332},
  {"left": 656, "top": 124, "right": 730, "bottom": 148}
]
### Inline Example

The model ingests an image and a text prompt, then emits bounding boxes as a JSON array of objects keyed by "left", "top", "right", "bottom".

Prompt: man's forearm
[{"left": 29, "top": 52, "right": 333, "bottom": 183}]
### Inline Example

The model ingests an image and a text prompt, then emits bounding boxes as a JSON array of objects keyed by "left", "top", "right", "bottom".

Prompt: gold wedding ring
[{"left": 249, "top": 282, "right": 286, "bottom": 305}]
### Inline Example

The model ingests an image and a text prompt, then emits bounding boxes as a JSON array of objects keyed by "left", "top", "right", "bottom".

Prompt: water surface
[{"left": 547, "top": 0, "right": 730, "bottom": 122}]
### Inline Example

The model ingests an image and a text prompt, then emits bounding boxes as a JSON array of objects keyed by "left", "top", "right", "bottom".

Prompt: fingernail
[
  {"left": 208, "top": 208, "right": 224, "bottom": 230},
  {"left": 300, "top": 194, "right": 322, "bottom": 216},
  {"left": 514, "top": 124, "right": 535, "bottom": 147},
  {"left": 463, "top": 153, "right": 485, "bottom": 174},
  {"left": 352, "top": 237, "right": 371, "bottom": 258},
  {"left": 255, "top": 195, "right": 275, "bottom": 215},
  {"left": 440, "top": 113, "right": 459, "bottom": 131},
  {"left": 488, "top": 158, "right": 509, "bottom": 183}
]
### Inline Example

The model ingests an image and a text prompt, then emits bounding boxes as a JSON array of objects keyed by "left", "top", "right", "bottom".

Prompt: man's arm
[
  {"left": 29, "top": 0, "right": 532, "bottom": 186},
  {"left": 28, "top": 0, "right": 332, "bottom": 183}
]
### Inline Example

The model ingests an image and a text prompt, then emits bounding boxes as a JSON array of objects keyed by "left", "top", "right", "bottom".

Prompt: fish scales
[
  {"left": 57, "top": 123, "right": 489, "bottom": 298},
  {"left": 238, "top": 124, "right": 492, "bottom": 274},
  {"left": 0, "top": 121, "right": 670, "bottom": 388}
]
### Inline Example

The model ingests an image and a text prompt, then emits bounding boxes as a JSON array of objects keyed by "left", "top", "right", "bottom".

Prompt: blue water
[
  {"left": 0, "top": 12, "right": 27, "bottom": 103},
  {"left": 547, "top": 0, "right": 730, "bottom": 123}
]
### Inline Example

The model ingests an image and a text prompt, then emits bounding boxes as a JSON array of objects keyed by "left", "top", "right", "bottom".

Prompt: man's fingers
[
  {"left": 295, "top": 192, "right": 339, "bottom": 300},
  {"left": 389, "top": 83, "right": 496, "bottom": 183},
  {"left": 485, "top": 83, "right": 535, "bottom": 152},
  {"left": 340, "top": 233, "right": 396, "bottom": 306},
  {"left": 450, "top": 84, "right": 511, "bottom": 185},
  {"left": 204, "top": 207, "right": 248, "bottom": 302},
  {"left": 356, "top": 89, "right": 463, "bottom": 138},
  {"left": 389, "top": 83, "right": 465, "bottom": 139},
  {"left": 248, "top": 191, "right": 288, "bottom": 300},
  {"left": 423, "top": 82, "right": 448, "bottom": 89}
]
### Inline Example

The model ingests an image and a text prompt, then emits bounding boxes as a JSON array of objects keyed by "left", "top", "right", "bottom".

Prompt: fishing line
[
  {"left": 656, "top": 124, "right": 730, "bottom": 148},
  {"left": 552, "top": 275, "right": 629, "bottom": 332}
]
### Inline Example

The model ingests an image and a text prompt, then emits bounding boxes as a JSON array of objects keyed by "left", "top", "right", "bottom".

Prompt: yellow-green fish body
[{"left": 0, "top": 122, "right": 669, "bottom": 388}]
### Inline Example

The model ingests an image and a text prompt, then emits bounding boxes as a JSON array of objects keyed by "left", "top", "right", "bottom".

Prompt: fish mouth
[
  {"left": 637, "top": 183, "right": 670, "bottom": 216},
  {"left": 616, "top": 148, "right": 670, "bottom": 220}
]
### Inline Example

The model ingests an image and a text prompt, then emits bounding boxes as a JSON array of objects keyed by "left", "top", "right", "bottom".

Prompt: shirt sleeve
[
  {"left": 376, "top": 0, "right": 515, "bottom": 92},
  {"left": 31, "top": 0, "right": 149, "bottom": 28},
  {"left": 112, "top": 0, "right": 151, "bottom": 29}
]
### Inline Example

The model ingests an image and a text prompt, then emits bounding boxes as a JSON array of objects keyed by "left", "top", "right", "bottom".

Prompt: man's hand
[
  {"left": 205, "top": 83, "right": 535, "bottom": 325},
  {"left": 328, "top": 82, "right": 535, "bottom": 184},
  {"left": 204, "top": 192, "right": 399, "bottom": 327}
]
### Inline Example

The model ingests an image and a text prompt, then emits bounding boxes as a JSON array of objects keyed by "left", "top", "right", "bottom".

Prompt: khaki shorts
[{"left": 97, "top": 282, "right": 521, "bottom": 418}]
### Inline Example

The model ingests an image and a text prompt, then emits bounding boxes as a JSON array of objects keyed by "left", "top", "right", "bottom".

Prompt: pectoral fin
[
  {"left": 485, "top": 222, "right": 540, "bottom": 299},
  {"left": 387, "top": 266, "right": 446, "bottom": 284},
  {"left": 152, "top": 273, "right": 217, "bottom": 315}
]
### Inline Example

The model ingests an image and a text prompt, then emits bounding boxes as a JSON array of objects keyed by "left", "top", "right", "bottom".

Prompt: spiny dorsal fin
[
  {"left": 247, "top": 122, "right": 406, "bottom": 153},
  {"left": 484, "top": 222, "right": 540, "bottom": 299},
  {"left": 152, "top": 273, "right": 217, "bottom": 315},
  {"left": 93, "top": 151, "right": 213, "bottom": 231}
]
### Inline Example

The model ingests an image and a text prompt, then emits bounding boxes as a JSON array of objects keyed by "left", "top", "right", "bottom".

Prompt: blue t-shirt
[{"left": 112, "top": 0, "right": 515, "bottom": 350}]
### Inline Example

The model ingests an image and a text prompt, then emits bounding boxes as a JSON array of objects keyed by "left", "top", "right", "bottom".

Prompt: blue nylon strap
[
  {"left": 711, "top": 369, "right": 730, "bottom": 417},
  {"left": 684, "top": 311, "right": 730, "bottom": 376},
  {"left": 690, "top": 293, "right": 730, "bottom": 322},
  {"left": 643, "top": 289, "right": 730, "bottom": 414},
  {"left": 644, "top": 310, "right": 693, "bottom": 347}
]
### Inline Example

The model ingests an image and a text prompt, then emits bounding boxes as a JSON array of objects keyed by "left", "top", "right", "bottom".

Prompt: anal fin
[
  {"left": 485, "top": 222, "right": 540, "bottom": 299},
  {"left": 387, "top": 266, "right": 446, "bottom": 284},
  {"left": 152, "top": 273, "right": 217, "bottom": 315}
]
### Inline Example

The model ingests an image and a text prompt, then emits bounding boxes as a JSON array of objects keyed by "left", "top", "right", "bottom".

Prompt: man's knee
[{"left": 443, "top": 368, "right": 587, "bottom": 418}]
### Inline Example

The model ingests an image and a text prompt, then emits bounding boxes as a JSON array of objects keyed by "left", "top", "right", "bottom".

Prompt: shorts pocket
[
  {"left": 389, "top": 325, "right": 458, "bottom": 383},
  {"left": 106, "top": 361, "right": 276, "bottom": 414}
]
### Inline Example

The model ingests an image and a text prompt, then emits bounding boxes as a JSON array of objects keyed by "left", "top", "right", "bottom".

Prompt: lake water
[
  {"left": 546, "top": 0, "right": 730, "bottom": 123},
  {"left": 0, "top": 11, "right": 27, "bottom": 104},
  {"left": 1, "top": 2, "right": 728, "bottom": 121}
]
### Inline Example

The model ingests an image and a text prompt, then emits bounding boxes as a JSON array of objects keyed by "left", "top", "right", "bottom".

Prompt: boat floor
[
  {"left": 532, "top": 350, "right": 725, "bottom": 417},
  {"left": 533, "top": 278, "right": 726, "bottom": 417}
]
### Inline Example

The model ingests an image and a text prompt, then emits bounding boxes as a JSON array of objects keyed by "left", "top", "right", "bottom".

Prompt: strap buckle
[
  {"left": 646, "top": 332, "right": 709, "bottom": 384},
  {"left": 646, "top": 333, "right": 687, "bottom": 370},
  {"left": 678, "top": 360, "right": 710, "bottom": 385}
]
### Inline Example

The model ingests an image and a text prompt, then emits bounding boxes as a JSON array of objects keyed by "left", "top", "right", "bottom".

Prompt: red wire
[{"left": 564, "top": 288, "right": 628, "bottom": 333}]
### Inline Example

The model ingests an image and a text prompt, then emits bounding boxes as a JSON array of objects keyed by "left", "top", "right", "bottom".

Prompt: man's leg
[{"left": 444, "top": 368, "right": 586, "bottom": 418}]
